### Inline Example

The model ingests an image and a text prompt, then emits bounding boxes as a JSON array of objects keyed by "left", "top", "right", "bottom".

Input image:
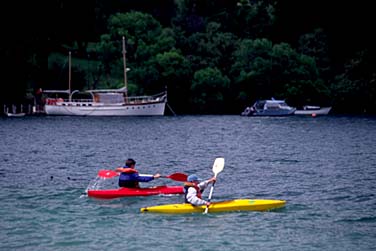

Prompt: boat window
[{"left": 96, "top": 93, "right": 124, "bottom": 104}]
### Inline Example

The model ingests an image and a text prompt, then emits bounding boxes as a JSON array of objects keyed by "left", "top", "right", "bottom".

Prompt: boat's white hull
[
  {"left": 5, "top": 112, "right": 26, "bottom": 117},
  {"left": 294, "top": 107, "right": 331, "bottom": 115},
  {"left": 252, "top": 108, "right": 296, "bottom": 116},
  {"left": 45, "top": 102, "right": 166, "bottom": 116}
]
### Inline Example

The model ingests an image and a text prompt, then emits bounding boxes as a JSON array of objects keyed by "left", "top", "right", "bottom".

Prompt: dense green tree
[
  {"left": 93, "top": 34, "right": 118, "bottom": 88},
  {"left": 107, "top": 12, "right": 163, "bottom": 59},
  {"left": 154, "top": 50, "right": 192, "bottom": 113},
  {"left": 231, "top": 38, "right": 273, "bottom": 107},
  {"left": 94, "top": 12, "right": 177, "bottom": 95},
  {"left": 332, "top": 50, "right": 376, "bottom": 114},
  {"left": 172, "top": 0, "right": 206, "bottom": 35},
  {"left": 186, "top": 22, "right": 237, "bottom": 71},
  {"left": 231, "top": 38, "right": 326, "bottom": 109},
  {"left": 271, "top": 43, "right": 327, "bottom": 106},
  {"left": 2, "top": 0, "right": 376, "bottom": 115},
  {"left": 233, "top": 0, "right": 276, "bottom": 39},
  {"left": 191, "top": 67, "right": 230, "bottom": 114},
  {"left": 298, "top": 29, "right": 331, "bottom": 80}
]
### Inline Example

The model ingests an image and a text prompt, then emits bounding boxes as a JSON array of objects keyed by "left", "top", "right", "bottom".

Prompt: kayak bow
[
  {"left": 88, "top": 185, "right": 184, "bottom": 199},
  {"left": 140, "top": 199, "right": 286, "bottom": 214}
]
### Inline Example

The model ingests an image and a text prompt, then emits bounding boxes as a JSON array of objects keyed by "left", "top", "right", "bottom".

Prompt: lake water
[{"left": 0, "top": 115, "right": 375, "bottom": 251}]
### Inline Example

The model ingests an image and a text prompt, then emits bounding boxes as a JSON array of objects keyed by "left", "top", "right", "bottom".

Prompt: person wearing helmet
[
  {"left": 116, "top": 158, "right": 161, "bottom": 188},
  {"left": 183, "top": 174, "right": 216, "bottom": 206}
]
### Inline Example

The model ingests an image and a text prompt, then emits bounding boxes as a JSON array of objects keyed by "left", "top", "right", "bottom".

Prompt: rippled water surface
[{"left": 1, "top": 115, "right": 375, "bottom": 250}]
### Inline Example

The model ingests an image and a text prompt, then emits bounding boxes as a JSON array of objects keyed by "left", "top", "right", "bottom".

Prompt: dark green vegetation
[{"left": 2, "top": 0, "right": 375, "bottom": 114}]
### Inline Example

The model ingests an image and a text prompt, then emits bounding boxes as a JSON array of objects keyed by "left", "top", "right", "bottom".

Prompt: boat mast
[
  {"left": 68, "top": 51, "right": 72, "bottom": 101},
  {"left": 122, "top": 36, "right": 128, "bottom": 100}
]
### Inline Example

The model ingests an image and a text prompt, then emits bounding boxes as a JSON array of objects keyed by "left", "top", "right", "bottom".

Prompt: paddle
[
  {"left": 97, "top": 169, "right": 188, "bottom": 182},
  {"left": 204, "top": 157, "right": 225, "bottom": 214},
  {"left": 162, "top": 173, "right": 188, "bottom": 182},
  {"left": 97, "top": 169, "right": 119, "bottom": 179}
]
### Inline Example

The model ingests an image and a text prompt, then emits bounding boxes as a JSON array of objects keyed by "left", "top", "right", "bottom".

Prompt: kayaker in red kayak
[
  {"left": 183, "top": 174, "right": 216, "bottom": 206},
  {"left": 116, "top": 158, "right": 161, "bottom": 188}
]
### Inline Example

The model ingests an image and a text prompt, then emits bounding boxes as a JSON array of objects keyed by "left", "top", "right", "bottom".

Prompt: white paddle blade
[{"left": 212, "top": 157, "right": 225, "bottom": 176}]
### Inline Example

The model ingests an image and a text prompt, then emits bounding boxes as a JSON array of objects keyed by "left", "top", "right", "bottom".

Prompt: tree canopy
[{"left": 2, "top": 0, "right": 375, "bottom": 114}]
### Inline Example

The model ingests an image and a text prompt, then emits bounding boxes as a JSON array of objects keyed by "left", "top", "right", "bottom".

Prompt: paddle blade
[
  {"left": 165, "top": 172, "right": 188, "bottom": 182},
  {"left": 97, "top": 169, "right": 119, "bottom": 179},
  {"left": 212, "top": 157, "right": 225, "bottom": 176},
  {"left": 204, "top": 158, "right": 225, "bottom": 214}
]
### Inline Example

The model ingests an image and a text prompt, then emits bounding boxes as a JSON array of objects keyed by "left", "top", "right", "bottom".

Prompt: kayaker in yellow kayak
[
  {"left": 184, "top": 174, "right": 216, "bottom": 206},
  {"left": 116, "top": 158, "right": 161, "bottom": 188}
]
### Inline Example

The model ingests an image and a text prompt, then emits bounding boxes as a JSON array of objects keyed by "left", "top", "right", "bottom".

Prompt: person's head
[
  {"left": 125, "top": 158, "right": 136, "bottom": 168},
  {"left": 187, "top": 174, "right": 200, "bottom": 183}
]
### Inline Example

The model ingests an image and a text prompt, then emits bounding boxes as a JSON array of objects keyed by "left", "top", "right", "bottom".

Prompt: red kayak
[{"left": 87, "top": 185, "right": 184, "bottom": 199}]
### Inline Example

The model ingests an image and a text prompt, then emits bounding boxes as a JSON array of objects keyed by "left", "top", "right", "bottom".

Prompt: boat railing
[
  {"left": 126, "top": 91, "right": 167, "bottom": 103},
  {"left": 46, "top": 98, "right": 93, "bottom": 103},
  {"left": 45, "top": 98, "right": 95, "bottom": 105},
  {"left": 68, "top": 99, "right": 93, "bottom": 103}
]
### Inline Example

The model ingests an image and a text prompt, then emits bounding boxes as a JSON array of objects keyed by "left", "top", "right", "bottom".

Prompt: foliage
[
  {"left": 233, "top": 0, "right": 276, "bottom": 39},
  {"left": 3, "top": 0, "right": 376, "bottom": 114},
  {"left": 331, "top": 50, "right": 376, "bottom": 113},
  {"left": 190, "top": 67, "right": 230, "bottom": 113},
  {"left": 94, "top": 12, "right": 178, "bottom": 94}
]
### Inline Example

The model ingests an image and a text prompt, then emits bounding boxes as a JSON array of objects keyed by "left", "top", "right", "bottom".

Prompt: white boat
[
  {"left": 44, "top": 89, "right": 166, "bottom": 116},
  {"left": 5, "top": 112, "right": 26, "bottom": 117},
  {"left": 44, "top": 37, "right": 167, "bottom": 116},
  {"left": 294, "top": 106, "right": 332, "bottom": 116},
  {"left": 4, "top": 105, "right": 26, "bottom": 117},
  {"left": 241, "top": 98, "right": 296, "bottom": 116}
]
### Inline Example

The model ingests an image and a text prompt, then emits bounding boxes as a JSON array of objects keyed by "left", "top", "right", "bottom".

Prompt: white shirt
[{"left": 186, "top": 180, "right": 211, "bottom": 206}]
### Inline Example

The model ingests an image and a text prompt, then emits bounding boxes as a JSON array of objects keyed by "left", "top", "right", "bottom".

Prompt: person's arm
[
  {"left": 186, "top": 187, "right": 208, "bottom": 206},
  {"left": 115, "top": 167, "right": 160, "bottom": 182},
  {"left": 136, "top": 173, "right": 161, "bottom": 182},
  {"left": 115, "top": 167, "right": 127, "bottom": 172},
  {"left": 197, "top": 177, "right": 216, "bottom": 190}
]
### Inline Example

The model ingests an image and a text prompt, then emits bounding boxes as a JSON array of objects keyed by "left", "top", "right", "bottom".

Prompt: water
[{"left": 1, "top": 115, "right": 375, "bottom": 251}]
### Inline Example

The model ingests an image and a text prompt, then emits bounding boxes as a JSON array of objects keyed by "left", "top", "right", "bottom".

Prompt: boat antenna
[
  {"left": 122, "top": 36, "right": 128, "bottom": 100},
  {"left": 68, "top": 51, "right": 72, "bottom": 101}
]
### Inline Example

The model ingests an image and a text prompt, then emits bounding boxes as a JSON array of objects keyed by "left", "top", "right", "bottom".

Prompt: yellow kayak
[{"left": 140, "top": 199, "right": 286, "bottom": 214}]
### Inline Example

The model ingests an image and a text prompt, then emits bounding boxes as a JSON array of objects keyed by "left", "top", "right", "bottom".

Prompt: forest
[{"left": 1, "top": 0, "right": 375, "bottom": 114}]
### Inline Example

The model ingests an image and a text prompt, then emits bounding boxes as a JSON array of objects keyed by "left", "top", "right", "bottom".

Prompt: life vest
[
  {"left": 120, "top": 168, "right": 138, "bottom": 173},
  {"left": 46, "top": 98, "right": 57, "bottom": 105},
  {"left": 119, "top": 168, "right": 139, "bottom": 188},
  {"left": 183, "top": 182, "right": 202, "bottom": 203}
]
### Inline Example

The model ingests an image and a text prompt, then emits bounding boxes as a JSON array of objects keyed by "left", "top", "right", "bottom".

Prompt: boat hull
[
  {"left": 294, "top": 107, "right": 331, "bottom": 115},
  {"left": 45, "top": 101, "right": 166, "bottom": 116},
  {"left": 5, "top": 112, "right": 26, "bottom": 117},
  {"left": 140, "top": 199, "right": 286, "bottom": 214},
  {"left": 87, "top": 186, "right": 183, "bottom": 199},
  {"left": 252, "top": 109, "right": 295, "bottom": 116}
]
